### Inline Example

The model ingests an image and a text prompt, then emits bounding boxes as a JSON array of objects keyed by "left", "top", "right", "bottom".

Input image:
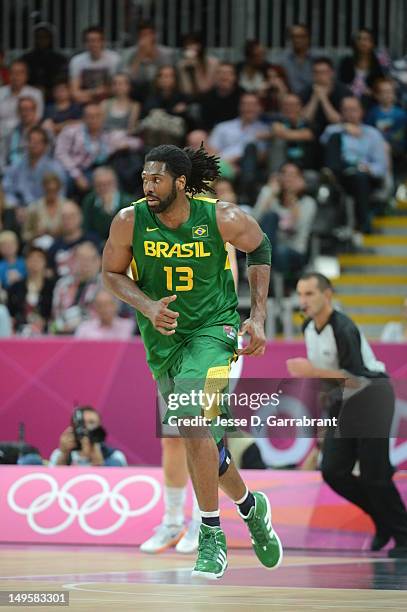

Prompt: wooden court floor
[{"left": 0, "top": 545, "right": 406, "bottom": 611}]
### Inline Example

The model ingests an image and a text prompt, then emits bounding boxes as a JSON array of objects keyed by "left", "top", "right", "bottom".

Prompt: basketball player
[
  {"left": 140, "top": 246, "right": 241, "bottom": 555},
  {"left": 287, "top": 272, "right": 407, "bottom": 558},
  {"left": 102, "top": 144, "right": 282, "bottom": 578}
]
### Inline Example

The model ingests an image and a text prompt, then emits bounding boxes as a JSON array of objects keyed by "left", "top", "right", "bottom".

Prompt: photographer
[{"left": 49, "top": 406, "right": 127, "bottom": 466}]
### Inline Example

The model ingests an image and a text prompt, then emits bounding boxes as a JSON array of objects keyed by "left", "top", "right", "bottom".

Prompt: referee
[{"left": 287, "top": 272, "right": 407, "bottom": 558}]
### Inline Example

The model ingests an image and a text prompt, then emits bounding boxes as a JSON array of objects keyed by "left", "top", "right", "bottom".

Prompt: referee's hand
[{"left": 287, "top": 357, "right": 315, "bottom": 377}]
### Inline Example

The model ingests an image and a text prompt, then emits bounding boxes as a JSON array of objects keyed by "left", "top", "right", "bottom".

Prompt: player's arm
[
  {"left": 102, "top": 207, "right": 179, "bottom": 335},
  {"left": 216, "top": 202, "right": 271, "bottom": 356},
  {"left": 225, "top": 242, "right": 238, "bottom": 291}
]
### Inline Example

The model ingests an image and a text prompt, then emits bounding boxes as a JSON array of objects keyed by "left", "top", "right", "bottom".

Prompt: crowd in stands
[{"left": 0, "top": 20, "right": 406, "bottom": 339}]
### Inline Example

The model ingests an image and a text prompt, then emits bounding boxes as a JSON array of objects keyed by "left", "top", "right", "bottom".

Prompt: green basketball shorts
[{"left": 157, "top": 334, "right": 238, "bottom": 443}]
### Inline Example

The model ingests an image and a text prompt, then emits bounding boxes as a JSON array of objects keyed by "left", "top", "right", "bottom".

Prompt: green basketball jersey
[{"left": 132, "top": 196, "right": 240, "bottom": 378}]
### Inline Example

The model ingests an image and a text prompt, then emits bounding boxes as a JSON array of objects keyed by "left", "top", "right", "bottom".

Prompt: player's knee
[{"left": 218, "top": 440, "right": 231, "bottom": 476}]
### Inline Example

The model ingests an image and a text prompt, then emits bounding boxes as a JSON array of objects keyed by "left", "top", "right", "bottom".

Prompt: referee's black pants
[{"left": 321, "top": 381, "right": 407, "bottom": 545}]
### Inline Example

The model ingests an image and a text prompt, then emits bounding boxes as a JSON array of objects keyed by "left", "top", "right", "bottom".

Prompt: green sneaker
[
  {"left": 239, "top": 491, "right": 283, "bottom": 569},
  {"left": 191, "top": 524, "right": 228, "bottom": 580}
]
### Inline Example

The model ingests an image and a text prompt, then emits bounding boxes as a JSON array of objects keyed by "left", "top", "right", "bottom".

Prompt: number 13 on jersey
[{"left": 164, "top": 266, "right": 194, "bottom": 291}]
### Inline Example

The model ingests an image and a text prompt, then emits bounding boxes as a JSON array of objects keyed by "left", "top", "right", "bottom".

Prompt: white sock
[
  {"left": 234, "top": 487, "right": 249, "bottom": 505},
  {"left": 200, "top": 509, "right": 220, "bottom": 527},
  {"left": 163, "top": 486, "right": 186, "bottom": 526},
  {"left": 192, "top": 490, "right": 201, "bottom": 522}
]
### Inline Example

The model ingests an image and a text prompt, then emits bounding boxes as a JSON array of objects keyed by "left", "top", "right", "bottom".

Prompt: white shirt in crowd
[{"left": 69, "top": 50, "right": 121, "bottom": 87}]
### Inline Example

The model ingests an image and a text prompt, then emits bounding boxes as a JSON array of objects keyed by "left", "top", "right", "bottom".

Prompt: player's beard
[{"left": 150, "top": 182, "right": 178, "bottom": 213}]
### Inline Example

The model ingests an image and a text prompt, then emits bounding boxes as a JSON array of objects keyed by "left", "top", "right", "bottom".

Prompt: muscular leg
[
  {"left": 179, "top": 424, "right": 219, "bottom": 512},
  {"left": 162, "top": 437, "right": 188, "bottom": 488},
  {"left": 219, "top": 459, "right": 247, "bottom": 501}
]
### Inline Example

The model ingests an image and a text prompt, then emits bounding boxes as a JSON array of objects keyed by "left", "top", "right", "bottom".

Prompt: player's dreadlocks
[{"left": 145, "top": 143, "right": 221, "bottom": 196}]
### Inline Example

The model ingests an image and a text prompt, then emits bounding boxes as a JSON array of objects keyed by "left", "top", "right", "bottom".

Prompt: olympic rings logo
[{"left": 7, "top": 473, "right": 161, "bottom": 536}]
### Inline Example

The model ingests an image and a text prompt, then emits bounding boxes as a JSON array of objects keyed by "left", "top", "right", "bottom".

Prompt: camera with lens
[{"left": 72, "top": 407, "right": 106, "bottom": 450}]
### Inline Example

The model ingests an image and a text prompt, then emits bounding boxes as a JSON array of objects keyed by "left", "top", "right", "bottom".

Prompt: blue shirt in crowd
[
  {"left": 2, "top": 154, "right": 67, "bottom": 207},
  {"left": 0, "top": 257, "right": 26, "bottom": 289},
  {"left": 365, "top": 105, "right": 407, "bottom": 153},
  {"left": 321, "top": 123, "right": 388, "bottom": 178}
]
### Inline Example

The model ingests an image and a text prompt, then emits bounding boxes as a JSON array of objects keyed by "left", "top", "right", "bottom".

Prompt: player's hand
[
  {"left": 238, "top": 317, "right": 266, "bottom": 356},
  {"left": 287, "top": 357, "right": 315, "bottom": 377},
  {"left": 147, "top": 294, "right": 179, "bottom": 335}
]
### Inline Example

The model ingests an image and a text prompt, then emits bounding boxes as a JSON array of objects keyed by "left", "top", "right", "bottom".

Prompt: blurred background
[{"left": 0, "top": 0, "right": 406, "bottom": 469}]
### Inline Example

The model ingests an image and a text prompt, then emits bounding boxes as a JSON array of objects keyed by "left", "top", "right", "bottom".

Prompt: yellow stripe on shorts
[{"left": 203, "top": 364, "right": 230, "bottom": 419}]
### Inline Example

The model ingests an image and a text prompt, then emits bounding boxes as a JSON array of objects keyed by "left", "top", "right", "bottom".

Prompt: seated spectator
[
  {"left": 55, "top": 102, "right": 112, "bottom": 196},
  {"left": 209, "top": 92, "right": 267, "bottom": 166},
  {"left": 7, "top": 246, "right": 55, "bottom": 335},
  {"left": 366, "top": 77, "right": 407, "bottom": 178},
  {"left": 338, "top": 29, "right": 385, "bottom": 102},
  {"left": 75, "top": 289, "right": 134, "bottom": 340},
  {"left": 209, "top": 93, "right": 268, "bottom": 199},
  {"left": 5, "top": 96, "right": 39, "bottom": 168},
  {"left": 21, "top": 22, "right": 68, "bottom": 102},
  {"left": 2, "top": 127, "right": 66, "bottom": 216},
  {"left": 140, "top": 65, "right": 190, "bottom": 146},
  {"left": 321, "top": 96, "right": 388, "bottom": 233},
  {"left": 47, "top": 200, "right": 100, "bottom": 277},
  {"left": 141, "top": 65, "right": 189, "bottom": 119},
  {"left": 55, "top": 102, "right": 141, "bottom": 198},
  {"left": 22, "top": 173, "right": 68, "bottom": 244},
  {"left": 51, "top": 241, "right": 101, "bottom": 334},
  {"left": 49, "top": 405, "right": 127, "bottom": 466},
  {"left": 82, "top": 166, "right": 133, "bottom": 242},
  {"left": 0, "top": 230, "right": 26, "bottom": 289},
  {"left": 177, "top": 32, "right": 219, "bottom": 96},
  {"left": 69, "top": 26, "right": 120, "bottom": 105},
  {"left": 0, "top": 60, "right": 44, "bottom": 169},
  {"left": 280, "top": 24, "right": 315, "bottom": 94},
  {"left": 101, "top": 73, "right": 140, "bottom": 133},
  {"left": 254, "top": 163, "right": 316, "bottom": 274},
  {"left": 301, "top": 57, "right": 351, "bottom": 137},
  {"left": 259, "top": 93, "right": 315, "bottom": 172},
  {"left": 380, "top": 297, "right": 407, "bottom": 343},
  {"left": 237, "top": 39, "right": 269, "bottom": 94},
  {"left": 121, "top": 20, "right": 174, "bottom": 100},
  {"left": 261, "top": 64, "right": 290, "bottom": 114},
  {"left": 42, "top": 79, "right": 82, "bottom": 137},
  {"left": 199, "top": 62, "right": 242, "bottom": 131},
  {"left": 0, "top": 49, "right": 9, "bottom": 86},
  {"left": 391, "top": 53, "right": 407, "bottom": 107},
  {"left": 186, "top": 129, "right": 236, "bottom": 180}
]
